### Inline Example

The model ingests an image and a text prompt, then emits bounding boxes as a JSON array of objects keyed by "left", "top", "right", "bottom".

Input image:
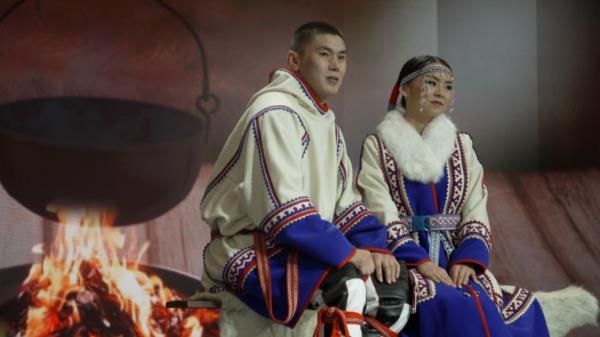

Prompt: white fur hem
[{"left": 535, "top": 286, "right": 599, "bottom": 337}]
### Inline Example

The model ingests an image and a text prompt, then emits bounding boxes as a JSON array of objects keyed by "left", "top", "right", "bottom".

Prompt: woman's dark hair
[{"left": 397, "top": 55, "right": 452, "bottom": 108}]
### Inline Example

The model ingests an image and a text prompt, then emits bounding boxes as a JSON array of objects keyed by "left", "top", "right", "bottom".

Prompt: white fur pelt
[
  {"left": 376, "top": 109, "right": 457, "bottom": 183},
  {"left": 534, "top": 286, "right": 599, "bottom": 337}
]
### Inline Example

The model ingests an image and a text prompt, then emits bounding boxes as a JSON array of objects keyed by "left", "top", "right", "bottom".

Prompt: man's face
[{"left": 293, "top": 34, "right": 347, "bottom": 102}]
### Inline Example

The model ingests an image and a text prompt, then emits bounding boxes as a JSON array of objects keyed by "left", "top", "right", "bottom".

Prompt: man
[{"left": 200, "top": 22, "right": 407, "bottom": 337}]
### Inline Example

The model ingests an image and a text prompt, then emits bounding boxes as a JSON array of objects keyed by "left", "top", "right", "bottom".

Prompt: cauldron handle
[{"left": 0, "top": 0, "right": 219, "bottom": 141}]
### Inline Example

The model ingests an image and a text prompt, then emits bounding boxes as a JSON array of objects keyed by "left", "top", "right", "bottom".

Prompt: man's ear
[{"left": 287, "top": 50, "right": 301, "bottom": 71}]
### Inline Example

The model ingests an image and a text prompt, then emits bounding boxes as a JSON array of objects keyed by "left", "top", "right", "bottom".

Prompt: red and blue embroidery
[
  {"left": 387, "top": 220, "right": 413, "bottom": 253},
  {"left": 475, "top": 270, "right": 504, "bottom": 310},
  {"left": 502, "top": 287, "right": 534, "bottom": 324},
  {"left": 252, "top": 117, "right": 280, "bottom": 206},
  {"left": 276, "top": 68, "right": 329, "bottom": 115},
  {"left": 375, "top": 135, "right": 412, "bottom": 217},
  {"left": 301, "top": 131, "right": 310, "bottom": 158},
  {"left": 458, "top": 220, "right": 492, "bottom": 252},
  {"left": 259, "top": 197, "right": 318, "bottom": 239},
  {"left": 444, "top": 135, "right": 468, "bottom": 214},
  {"left": 409, "top": 269, "right": 436, "bottom": 306},
  {"left": 333, "top": 201, "right": 371, "bottom": 234},
  {"left": 223, "top": 239, "right": 284, "bottom": 292},
  {"left": 203, "top": 105, "right": 308, "bottom": 201}
]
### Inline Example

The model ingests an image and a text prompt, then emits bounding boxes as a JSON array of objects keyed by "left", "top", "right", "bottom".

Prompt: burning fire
[{"left": 11, "top": 207, "right": 218, "bottom": 337}]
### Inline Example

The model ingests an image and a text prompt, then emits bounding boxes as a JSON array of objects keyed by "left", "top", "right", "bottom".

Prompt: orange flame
[{"left": 17, "top": 207, "right": 218, "bottom": 337}]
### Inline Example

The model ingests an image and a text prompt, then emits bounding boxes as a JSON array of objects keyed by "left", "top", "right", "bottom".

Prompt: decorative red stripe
[
  {"left": 236, "top": 246, "right": 284, "bottom": 290},
  {"left": 466, "top": 284, "right": 492, "bottom": 337},
  {"left": 295, "top": 267, "right": 332, "bottom": 327},
  {"left": 341, "top": 212, "right": 369, "bottom": 233},
  {"left": 344, "top": 311, "right": 364, "bottom": 325},
  {"left": 254, "top": 118, "right": 280, "bottom": 205},
  {"left": 253, "top": 233, "right": 298, "bottom": 324},
  {"left": 366, "top": 247, "right": 393, "bottom": 255},
  {"left": 448, "top": 258, "right": 486, "bottom": 273},
  {"left": 430, "top": 182, "right": 440, "bottom": 213},
  {"left": 204, "top": 105, "right": 299, "bottom": 200},
  {"left": 313, "top": 307, "right": 350, "bottom": 337},
  {"left": 365, "top": 316, "right": 398, "bottom": 337},
  {"left": 336, "top": 248, "right": 357, "bottom": 269},
  {"left": 277, "top": 68, "right": 329, "bottom": 113},
  {"left": 339, "top": 202, "right": 362, "bottom": 220},
  {"left": 389, "top": 84, "right": 400, "bottom": 106},
  {"left": 335, "top": 203, "right": 361, "bottom": 224},
  {"left": 406, "top": 258, "right": 432, "bottom": 267},
  {"left": 262, "top": 198, "right": 310, "bottom": 226},
  {"left": 271, "top": 209, "right": 319, "bottom": 237}
]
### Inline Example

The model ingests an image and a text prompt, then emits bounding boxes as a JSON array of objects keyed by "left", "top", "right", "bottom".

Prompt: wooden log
[{"left": 485, "top": 172, "right": 569, "bottom": 290}]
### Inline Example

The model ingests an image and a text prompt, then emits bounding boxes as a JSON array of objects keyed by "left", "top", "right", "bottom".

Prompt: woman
[{"left": 356, "top": 55, "right": 550, "bottom": 337}]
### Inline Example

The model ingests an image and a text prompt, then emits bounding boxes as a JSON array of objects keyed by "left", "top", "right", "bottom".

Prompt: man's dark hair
[{"left": 290, "top": 21, "right": 344, "bottom": 53}]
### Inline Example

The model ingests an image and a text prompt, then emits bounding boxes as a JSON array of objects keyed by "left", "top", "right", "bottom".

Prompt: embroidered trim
[
  {"left": 259, "top": 197, "right": 319, "bottom": 238},
  {"left": 444, "top": 135, "right": 468, "bottom": 214},
  {"left": 442, "top": 231, "right": 456, "bottom": 256},
  {"left": 502, "top": 287, "right": 534, "bottom": 324},
  {"left": 222, "top": 239, "right": 284, "bottom": 292},
  {"left": 335, "top": 126, "right": 343, "bottom": 160},
  {"left": 254, "top": 233, "right": 300, "bottom": 325},
  {"left": 203, "top": 106, "right": 308, "bottom": 200},
  {"left": 252, "top": 117, "right": 280, "bottom": 206},
  {"left": 459, "top": 220, "right": 492, "bottom": 252},
  {"left": 276, "top": 68, "right": 329, "bottom": 115},
  {"left": 475, "top": 270, "right": 504, "bottom": 310},
  {"left": 334, "top": 201, "right": 371, "bottom": 234},
  {"left": 397, "top": 214, "right": 461, "bottom": 231},
  {"left": 336, "top": 127, "right": 349, "bottom": 190},
  {"left": 301, "top": 131, "right": 310, "bottom": 158},
  {"left": 429, "top": 232, "right": 442, "bottom": 265},
  {"left": 376, "top": 136, "right": 412, "bottom": 216},
  {"left": 399, "top": 64, "right": 453, "bottom": 86},
  {"left": 409, "top": 269, "right": 436, "bottom": 305},
  {"left": 387, "top": 220, "right": 413, "bottom": 253},
  {"left": 339, "top": 160, "right": 348, "bottom": 192}
]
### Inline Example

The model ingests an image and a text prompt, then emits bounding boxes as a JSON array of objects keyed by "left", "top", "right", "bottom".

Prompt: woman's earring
[{"left": 448, "top": 98, "right": 455, "bottom": 115}]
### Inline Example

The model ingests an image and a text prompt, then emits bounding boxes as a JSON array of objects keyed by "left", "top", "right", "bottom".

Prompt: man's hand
[
  {"left": 371, "top": 252, "right": 400, "bottom": 284},
  {"left": 449, "top": 264, "right": 477, "bottom": 287},
  {"left": 349, "top": 249, "right": 375, "bottom": 275},
  {"left": 416, "top": 261, "right": 455, "bottom": 287}
]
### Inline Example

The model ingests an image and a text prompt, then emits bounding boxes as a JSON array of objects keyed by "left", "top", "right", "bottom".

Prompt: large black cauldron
[{"left": 0, "top": 96, "right": 204, "bottom": 225}]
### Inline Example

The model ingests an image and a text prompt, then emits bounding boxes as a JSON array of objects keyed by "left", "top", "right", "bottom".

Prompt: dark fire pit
[
  {"left": 0, "top": 96, "right": 204, "bottom": 225},
  {"left": 0, "top": 263, "right": 219, "bottom": 337}
]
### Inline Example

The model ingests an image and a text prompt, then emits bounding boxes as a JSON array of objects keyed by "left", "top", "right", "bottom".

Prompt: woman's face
[{"left": 403, "top": 65, "right": 454, "bottom": 119}]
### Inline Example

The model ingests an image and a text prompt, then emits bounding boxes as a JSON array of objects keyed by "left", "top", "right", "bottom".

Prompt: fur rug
[{"left": 535, "top": 286, "right": 599, "bottom": 337}]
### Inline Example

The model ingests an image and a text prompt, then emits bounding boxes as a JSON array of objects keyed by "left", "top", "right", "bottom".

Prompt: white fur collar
[{"left": 376, "top": 109, "right": 457, "bottom": 183}]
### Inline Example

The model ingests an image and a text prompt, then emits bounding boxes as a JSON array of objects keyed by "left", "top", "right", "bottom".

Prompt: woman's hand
[
  {"left": 416, "top": 261, "right": 455, "bottom": 287},
  {"left": 371, "top": 252, "right": 400, "bottom": 284},
  {"left": 449, "top": 264, "right": 477, "bottom": 287}
]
